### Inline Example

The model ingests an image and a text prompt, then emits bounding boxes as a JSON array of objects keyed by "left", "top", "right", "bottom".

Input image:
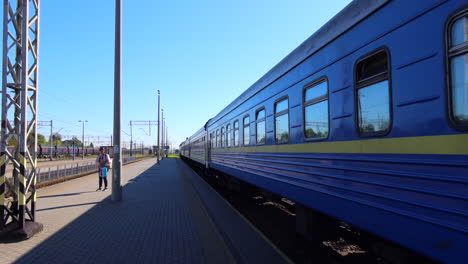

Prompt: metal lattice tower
[{"left": 0, "top": 0, "right": 42, "bottom": 238}]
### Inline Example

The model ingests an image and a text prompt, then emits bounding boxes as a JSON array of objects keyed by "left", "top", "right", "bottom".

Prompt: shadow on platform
[
  {"left": 37, "top": 202, "right": 99, "bottom": 212},
  {"left": 38, "top": 191, "right": 97, "bottom": 199},
  {"left": 12, "top": 160, "right": 209, "bottom": 263},
  {"left": 8, "top": 158, "right": 288, "bottom": 264}
]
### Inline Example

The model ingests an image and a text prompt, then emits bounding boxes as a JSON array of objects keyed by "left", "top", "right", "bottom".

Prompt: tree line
[{"left": 36, "top": 133, "right": 94, "bottom": 148}]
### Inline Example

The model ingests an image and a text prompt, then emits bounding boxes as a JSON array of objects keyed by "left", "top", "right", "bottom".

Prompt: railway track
[{"left": 188, "top": 164, "right": 439, "bottom": 264}]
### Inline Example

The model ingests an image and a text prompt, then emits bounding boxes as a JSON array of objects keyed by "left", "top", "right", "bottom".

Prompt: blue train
[{"left": 180, "top": 0, "right": 468, "bottom": 263}]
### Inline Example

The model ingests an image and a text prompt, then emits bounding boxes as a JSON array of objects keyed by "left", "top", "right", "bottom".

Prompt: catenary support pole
[
  {"left": 1, "top": 0, "right": 42, "bottom": 238},
  {"left": 112, "top": 0, "right": 122, "bottom": 201},
  {"left": 130, "top": 121, "right": 132, "bottom": 157},
  {"left": 157, "top": 90, "right": 160, "bottom": 164}
]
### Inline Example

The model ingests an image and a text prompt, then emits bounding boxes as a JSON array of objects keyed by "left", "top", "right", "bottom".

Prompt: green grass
[{"left": 168, "top": 154, "right": 179, "bottom": 158}]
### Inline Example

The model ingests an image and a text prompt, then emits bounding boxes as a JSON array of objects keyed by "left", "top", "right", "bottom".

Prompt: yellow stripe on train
[{"left": 212, "top": 134, "right": 468, "bottom": 155}]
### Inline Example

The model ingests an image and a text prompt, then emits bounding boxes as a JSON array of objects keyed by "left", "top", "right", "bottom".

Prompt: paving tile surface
[{"left": 0, "top": 158, "right": 288, "bottom": 264}]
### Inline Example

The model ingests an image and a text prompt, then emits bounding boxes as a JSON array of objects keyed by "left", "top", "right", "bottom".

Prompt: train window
[
  {"left": 448, "top": 11, "right": 468, "bottom": 128},
  {"left": 275, "top": 98, "right": 289, "bottom": 143},
  {"left": 243, "top": 116, "right": 250, "bottom": 145},
  {"left": 256, "top": 108, "right": 266, "bottom": 144},
  {"left": 355, "top": 50, "right": 391, "bottom": 136},
  {"left": 216, "top": 129, "right": 220, "bottom": 148},
  {"left": 226, "top": 124, "right": 232, "bottom": 147},
  {"left": 221, "top": 127, "right": 225, "bottom": 147},
  {"left": 304, "top": 79, "right": 329, "bottom": 139},
  {"left": 234, "top": 120, "right": 239, "bottom": 146},
  {"left": 212, "top": 133, "right": 215, "bottom": 148}
]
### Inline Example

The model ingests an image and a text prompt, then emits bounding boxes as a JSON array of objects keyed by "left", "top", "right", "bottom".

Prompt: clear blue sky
[{"left": 2, "top": 0, "right": 351, "bottom": 149}]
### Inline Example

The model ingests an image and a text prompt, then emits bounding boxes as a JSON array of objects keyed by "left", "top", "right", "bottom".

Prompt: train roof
[
  {"left": 207, "top": 0, "right": 390, "bottom": 127},
  {"left": 185, "top": 119, "right": 212, "bottom": 144}
]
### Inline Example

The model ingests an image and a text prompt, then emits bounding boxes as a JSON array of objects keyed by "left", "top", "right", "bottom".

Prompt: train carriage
[{"left": 181, "top": 0, "right": 468, "bottom": 263}]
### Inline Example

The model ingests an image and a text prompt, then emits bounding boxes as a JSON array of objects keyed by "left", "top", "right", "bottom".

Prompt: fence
[
  {"left": 33, "top": 162, "right": 96, "bottom": 183},
  {"left": 28, "top": 156, "right": 145, "bottom": 183}
]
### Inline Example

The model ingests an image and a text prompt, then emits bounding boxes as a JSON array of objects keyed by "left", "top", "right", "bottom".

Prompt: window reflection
[
  {"left": 234, "top": 121, "right": 239, "bottom": 146},
  {"left": 221, "top": 127, "right": 225, "bottom": 147},
  {"left": 275, "top": 99, "right": 289, "bottom": 143},
  {"left": 304, "top": 80, "right": 329, "bottom": 139},
  {"left": 305, "top": 81, "right": 327, "bottom": 101},
  {"left": 243, "top": 116, "right": 250, "bottom": 145},
  {"left": 305, "top": 101, "right": 329, "bottom": 138},
  {"left": 451, "top": 53, "right": 468, "bottom": 123},
  {"left": 257, "top": 121, "right": 266, "bottom": 144},
  {"left": 356, "top": 50, "right": 390, "bottom": 135},
  {"left": 227, "top": 125, "right": 231, "bottom": 147},
  {"left": 451, "top": 15, "right": 467, "bottom": 47},
  {"left": 357, "top": 81, "right": 390, "bottom": 133},
  {"left": 256, "top": 109, "right": 266, "bottom": 144},
  {"left": 257, "top": 110, "right": 265, "bottom": 119},
  {"left": 276, "top": 100, "right": 288, "bottom": 113},
  {"left": 275, "top": 114, "right": 289, "bottom": 142},
  {"left": 449, "top": 14, "right": 468, "bottom": 126}
]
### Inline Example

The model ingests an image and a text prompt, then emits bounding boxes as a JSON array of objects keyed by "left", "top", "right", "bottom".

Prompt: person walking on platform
[{"left": 95, "top": 146, "right": 111, "bottom": 191}]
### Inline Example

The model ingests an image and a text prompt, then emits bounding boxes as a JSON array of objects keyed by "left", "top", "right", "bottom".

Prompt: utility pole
[
  {"left": 112, "top": 0, "right": 122, "bottom": 201},
  {"left": 157, "top": 90, "right": 160, "bottom": 164},
  {"left": 79, "top": 120, "right": 88, "bottom": 160}
]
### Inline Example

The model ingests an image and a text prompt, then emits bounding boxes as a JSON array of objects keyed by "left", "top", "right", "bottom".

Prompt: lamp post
[{"left": 78, "top": 120, "right": 88, "bottom": 159}]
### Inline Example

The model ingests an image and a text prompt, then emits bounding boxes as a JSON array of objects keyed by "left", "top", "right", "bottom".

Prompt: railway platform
[{"left": 0, "top": 157, "right": 290, "bottom": 264}]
